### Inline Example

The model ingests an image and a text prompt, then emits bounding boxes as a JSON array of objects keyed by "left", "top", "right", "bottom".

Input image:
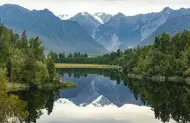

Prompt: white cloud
[
  {"left": 0, "top": 0, "right": 190, "bottom": 16},
  {"left": 37, "top": 98, "right": 176, "bottom": 123}
]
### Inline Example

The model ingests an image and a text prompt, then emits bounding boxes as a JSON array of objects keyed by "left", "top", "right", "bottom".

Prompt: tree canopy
[
  {"left": 120, "top": 30, "right": 190, "bottom": 77},
  {"left": 0, "top": 25, "right": 59, "bottom": 86}
]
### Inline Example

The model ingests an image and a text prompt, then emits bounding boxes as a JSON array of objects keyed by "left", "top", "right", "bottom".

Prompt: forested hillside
[
  {"left": 0, "top": 25, "right": 59, "bottom": 86},
  {"left": 122, "top": 31, "right": 190, "bottom": 77}
]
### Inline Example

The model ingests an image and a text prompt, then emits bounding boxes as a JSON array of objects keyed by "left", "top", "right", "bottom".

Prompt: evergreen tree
[
  {"left": 47, "top": 51, "right": 56, "bottom": 82},
  {"left": 21, "top": 30, "right": 28, "bottom": 48}
]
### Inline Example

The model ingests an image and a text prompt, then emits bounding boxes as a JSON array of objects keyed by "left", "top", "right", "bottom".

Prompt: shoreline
[
  {"left": 127, "top": 74, "right": 190, "bottom": 83},
  {"left": 6, "top": 64, "right": 120, "bottom": 92},
  {"left": 6, "top": 81, "right": 76, "bottom": 92},
  {"left": 55, "top": 63, "right": 121, "bottom": 69}
]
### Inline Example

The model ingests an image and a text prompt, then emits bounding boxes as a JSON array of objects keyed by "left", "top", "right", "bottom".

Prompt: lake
[{"left": 9, "top": 68, "right": 190, "bottom": 123}]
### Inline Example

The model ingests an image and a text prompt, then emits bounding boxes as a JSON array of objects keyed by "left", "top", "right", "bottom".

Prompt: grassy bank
[
  {"left": 6, "top": 81, "right": 76, "bottom": 92},
  {"left": 55, "top": 63, "right": 121, "bottom": 69},
  {"left": 127, "top": 74, "right": 190, "bottom": 83},
  {"left": 37, "top": 81, "right": 76, "bottom": 89}
]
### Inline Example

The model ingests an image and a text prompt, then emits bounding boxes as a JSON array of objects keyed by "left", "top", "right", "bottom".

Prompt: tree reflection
[
  {"left": 10, "top": 89, "right": 59, "bottom": 123},
  {"left": 0, "top": 69, "right": 28, "bottom": 123},
  {"left": 123, "top": 76, "right": 190, "bottom": 123},
  {"left": 57, "top": 68, "right": 121, "bottom": 82}
]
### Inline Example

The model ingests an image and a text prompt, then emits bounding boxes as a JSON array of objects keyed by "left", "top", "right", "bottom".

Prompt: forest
[
  {"left": 0, "top": 25, "right": 60, "bottom": 87},
  {"left": 119, "top": 30, "right": 190, "bottom": 77},
  {"left": 51, "top": 49, "right": 123, "bottom": 65},
  {"left": 98, "top": 31, "right": 188, "bottom": 77},
  {"left": 0, "top": 25, "right": 61, "bottom": 122}
]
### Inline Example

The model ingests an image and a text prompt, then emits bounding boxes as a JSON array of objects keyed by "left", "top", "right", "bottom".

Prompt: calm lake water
[{"left": 11, "top": 68, "right": 190, "bottom": 123}]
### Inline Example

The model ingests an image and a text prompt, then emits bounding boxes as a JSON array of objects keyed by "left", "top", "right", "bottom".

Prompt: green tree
[
  {"left": 0, "top": 69, "right": 28, "bottom": 123},
  {"left": 21, "top": 30, "right": 28, "bottom": 49},
  {"left": 47, "top": 51, "right": 56, "bottom": 82}
]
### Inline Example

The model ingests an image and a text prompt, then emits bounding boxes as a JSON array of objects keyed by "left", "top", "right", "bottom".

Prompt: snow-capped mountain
[
  {"left": 93, "top": 12, "right": 113, "bottom": 24},
  {"left": 58, "top": 14, "right": 72, "bottom": 20},
  {"left": 70, "top": 12, "right": 102, "bottom": 35},
  {"left": 0, "top": 4, "right": 108, "bottom": 54}
]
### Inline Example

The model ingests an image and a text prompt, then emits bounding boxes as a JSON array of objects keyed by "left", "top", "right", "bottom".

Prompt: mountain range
[
  {"left": 0, "top": 4, "right": 107, "bottom": 54},
  {"left": 59, "top": 12, "right": 113, "bottom": 37},
  {"left": 139, "top": 13, "right": 190, "bottom": 47},
  {"left": 58, "top": 7, "right": 190, "bottom": 51},
  {"left": 93, "top": 7, "right": 190, "bottom": 50},
  {"left": 70, "top": 12, "right": 102, "bottom": 36},
  {"left": 1, "top": 3, "right": 190, "bottom": 54}
]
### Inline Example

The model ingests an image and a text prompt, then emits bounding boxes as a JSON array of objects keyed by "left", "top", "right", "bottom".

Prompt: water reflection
[
  {"left": 8, "top": 68, "right": 190, "bottom": 123},
  {"left": 59, "top": 74, "right": 141, "bottom": 107},
  {"left": 10, "top": 89, "right": 59, "bottom": 123},
  {"left": 37, "top": 101, "right": 176, "bottom": 123},
  {"left": 123, "top": 77, "right": 190, "bottom": 123},
  {"left": 57, "top": 68, "right": 122, "bottom": 83}
]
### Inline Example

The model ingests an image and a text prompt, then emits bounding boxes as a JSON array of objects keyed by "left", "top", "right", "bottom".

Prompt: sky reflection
[{"left": 37, "top": 98, "right": 176, "bottom": 123}]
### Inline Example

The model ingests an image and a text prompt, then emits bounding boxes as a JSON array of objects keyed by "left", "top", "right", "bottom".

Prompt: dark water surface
[{"left": 10, "top": 68, "right": 190, "bottom": 123}]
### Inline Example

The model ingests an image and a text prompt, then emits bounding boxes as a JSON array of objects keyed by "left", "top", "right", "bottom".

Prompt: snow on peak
[
  {"left": 56, "top": 98, "right": 75, "bottom": 105},
  {"left": 95, "top": 12, "right": 104, "bottom": 16},
  {"left": 93, "top": 12, "right": 113, "bottom": 24},
  {"left": 88, "top": 95, "right": 113, "bottom": 107},
  {"left": 93, "top": 14, "right": 104, "bottom": 24},
  {"left": 81, "top": 12, "right": 90, "bottom": 16},
  {"left": 58, "top": 14, "right": 72, "bottom": 20}
]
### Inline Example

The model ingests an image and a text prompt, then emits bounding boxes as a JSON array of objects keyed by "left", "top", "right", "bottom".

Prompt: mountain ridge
[
  {"left": 139, "top": 14, "right": 190, "bottom": 47},
  {"left": 1, "top": 4, "right": 190, "bottom": 53},
  {"left": 0, "top": 4, "right": 108, "bottom": 54},
  {"left": 70, "top": 12, "right": 102, "bottom": 36},
  {"left": 93, "top": 7, "right": 190, "bottom": 51}
]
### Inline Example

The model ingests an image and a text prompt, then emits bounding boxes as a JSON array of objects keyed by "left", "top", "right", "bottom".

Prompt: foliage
[
  {"left": 53, "top": 49, "right": 123, "bottom": 65},
  {"left": 9, "top": 89, "right": 59, "bottom": 123},
  {"left": 0, "top": 68, "right": 28, "bottom": 123},
  {"left": 123, "top": 76, "right": 190, "bottom": 123},
  {"left": 0, "top": 25, "right": 59, "bottom": 86},
  {"left": 120, "top": 30, "right": 190, "bottom": 77}
]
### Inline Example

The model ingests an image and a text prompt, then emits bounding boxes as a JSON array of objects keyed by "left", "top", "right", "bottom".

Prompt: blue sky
[{"left": 0, "top": 0, "right": 190, "bottom": 16}]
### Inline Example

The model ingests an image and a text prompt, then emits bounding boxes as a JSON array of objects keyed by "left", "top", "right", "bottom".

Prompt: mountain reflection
[
  {"left": 10, "top": 89, "right": 59, "bottom": 123},
  {"left": 59, "top": 74, "right": 141, "bottom": 107}
]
